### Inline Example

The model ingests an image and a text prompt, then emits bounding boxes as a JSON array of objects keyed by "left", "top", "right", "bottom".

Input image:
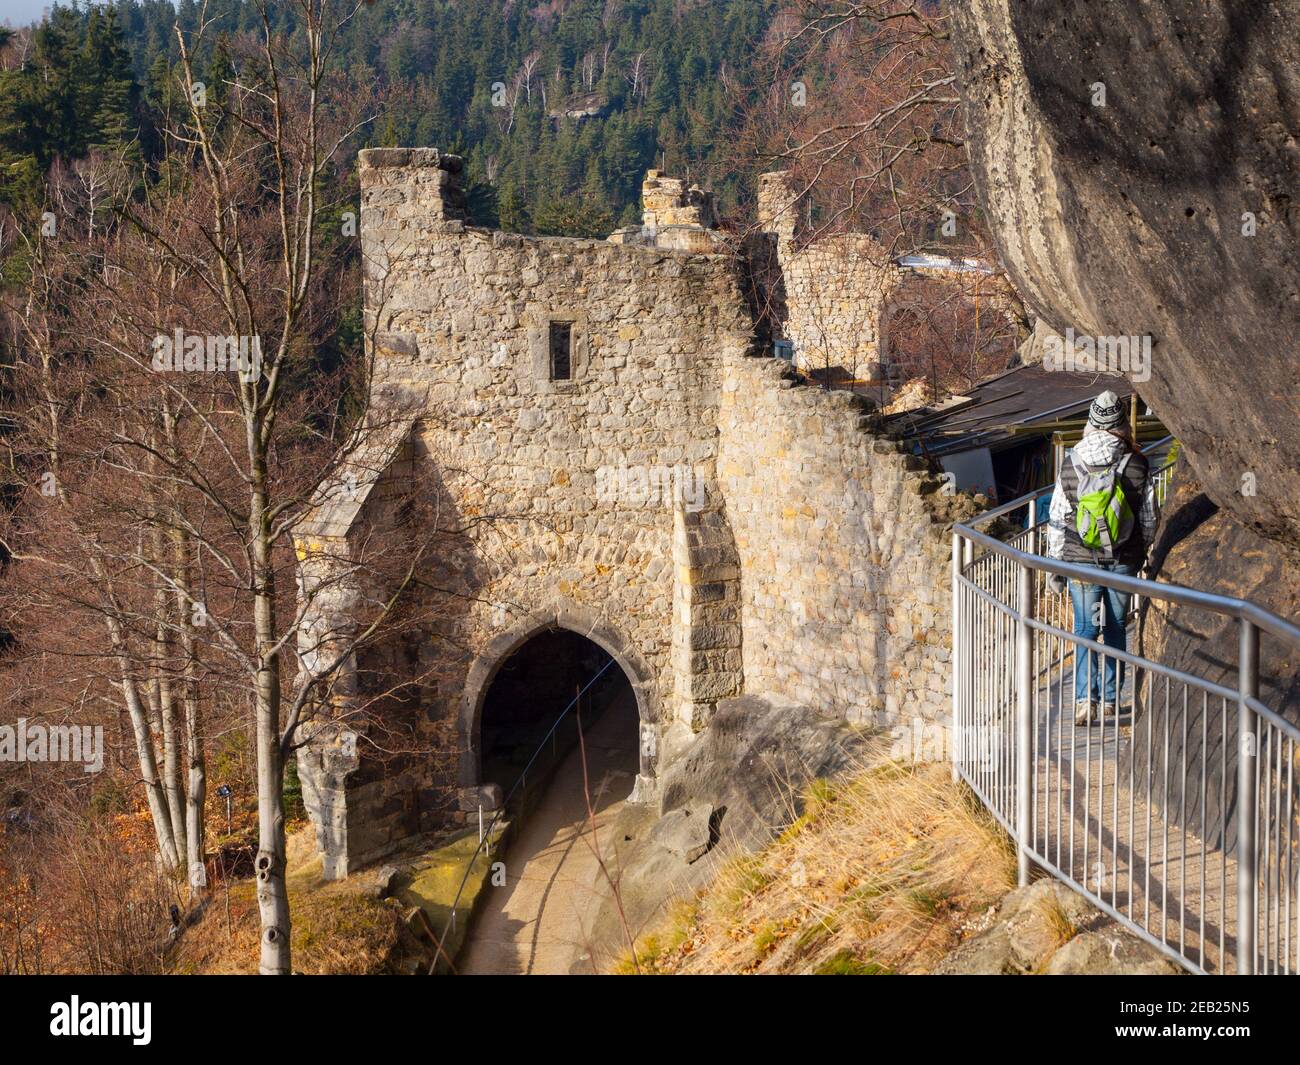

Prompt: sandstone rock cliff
[
  {"left": 949, "top": 3, "right": 1300, "bottom": 841},
  {"left": 950, "top": 0, "right": 1300, "bottom": 547}
]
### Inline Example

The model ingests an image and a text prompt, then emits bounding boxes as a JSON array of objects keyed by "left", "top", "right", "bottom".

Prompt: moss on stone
[{"left": 394, "top": 825, "right": 507, "bottom": 971}]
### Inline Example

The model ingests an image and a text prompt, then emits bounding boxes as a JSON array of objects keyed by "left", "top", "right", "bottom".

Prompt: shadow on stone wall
[{"left": 308, "top": 441, "right": 492, "bottom": 871}]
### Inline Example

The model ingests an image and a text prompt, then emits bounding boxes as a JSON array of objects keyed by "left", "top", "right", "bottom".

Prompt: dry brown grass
[
  {"left": 169, "top": 828, "right": 421, "bottom": 975},
  {"left": 622, "top": 752, "right": 1016, "bottom": 974}
]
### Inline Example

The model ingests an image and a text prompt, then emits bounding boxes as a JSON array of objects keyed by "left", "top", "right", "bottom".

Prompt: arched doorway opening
[{"left": 477, "top": 628, "right": 640, "bottom": 814}]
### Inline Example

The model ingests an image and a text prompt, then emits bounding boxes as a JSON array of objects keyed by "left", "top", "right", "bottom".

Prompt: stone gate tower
[{"left": 296, "top": 149, "right": 969, "bottom": 879}]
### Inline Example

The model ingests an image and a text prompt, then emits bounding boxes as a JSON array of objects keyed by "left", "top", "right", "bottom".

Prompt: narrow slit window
[{"left": 549, "top": 321, "right": 573, "bottom": 381}]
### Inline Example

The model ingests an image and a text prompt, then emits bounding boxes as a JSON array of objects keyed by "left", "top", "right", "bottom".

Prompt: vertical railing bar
[
  {"left": 1011, "top": 573, "right": 1017, "bottom": 826},
  {"left": 1084, "top": 641, "right": 1093, "bottom": 894},
  {"left": 1180, "top": 684, "right": 1187, "bottom": 959},
  {"left": 970, "top": 577, "right": 976, "bottom": 786},
  {"left": 1276, "top": 725, "right": 1284, "bottom": 973},
  {"left": 1069, "top": 593, "right": 1077, "bottom": 882},
  {"left": 977, "top": 595, "right": 987, "bottom": 811},
  {"left": 1220, "top": 694, "right": 1227, "bottom": 971},
  {"left": 1266, "top": 723, "right": 1275, "bottom": 973},
  {"left": 974, "top": 583, "right": 982, "bottom": 794},
  {"left": 992, "top": 591, "right": 999, "bottom": 815},
  {"left": 994, "top": 593, "right": 1000, "bottom": 816},
  {"left": 1162, "top": 674, "right": 1170, "bottom": 945},
  {"left": 1145, "top": 668, "right": 1154, "bottom": 934},
  {"left": 993, "top": 590, "right": 1003, "bottom": 816},
  {"left": 1128, "top": 662, "right": 1136, "bottom": 921},
  {"left": 986, "top": 592, "right": 993, "bottom": 809},
  {"left": 952, "top": 532, "right": 963, "bottom": 784},
  {"left": 984, "top": 560, "right": 992, "bottom": 803},
  {"left": 995, "top": 562, "right": 1001, "bottom": 811},
  {"left": 976, "top": 583, "right": 983, "bottom": 794},
  {"left": 1260, "top": 722, "right": 1269, "bottom": 973},
  {"left": 1112, "top": 650, "right": 1120, "bottom": 911},
  {"left": 971, "top": 567, "right": 977, "bottom": 782},
  {"left": 1104, "top": 649, "right": 1111, "bottom": 903},
  {"left": 1255, "top": 698, "right": 1262, "bottom": 973},
  {"left": 1008, "top": 593, "right": 1014, "bottom": 822},
  {"left": 977, "top": 589, "right": 984, "bottom": 797},
  {"left": 993, "top": 559, "right": 1003, "bottom": 801},
  {"left": 964, "top": 538, "right": 973, "bottom": 784},
  {"left": 1015, "top": 559, "right": 1033, "bottom": 887},
  {"left": 1267, "top": 724, "right": 1275, "bottom": 973},
  {"left": 1237, "top": 617, "right": 1258, "bottom": 976},
  {"left": 963, "top": 570, "right": 970, "bottom": 782},
  {"left": 1272, "top": 723, "right": 1281, "bottom": 973},
  {"left": 1286, "top": 735, "right": 1294, "bottom": 974},
  {"left": 1032, "top": 582, "right": 1040, "bottom": 855},
  {"left": 1001, "top": 590, "right": 1007, "bottom": 818},
  {"left": 1200, "top": 688, "right": 1207, "bottom": 966},
  {"left": 1057, "top": 627, "right": 1064, "bottom": 873}
]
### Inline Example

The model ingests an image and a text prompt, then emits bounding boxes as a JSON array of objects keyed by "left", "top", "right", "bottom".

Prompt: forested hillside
[{"left": 0, "top": 0, "right": 776, "bottom": 235}]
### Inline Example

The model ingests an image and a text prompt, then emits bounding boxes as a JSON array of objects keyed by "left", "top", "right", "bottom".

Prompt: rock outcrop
[
  {"left": 950, "top": 0, "right": 1300, "bottom": 547},
  {"left": 935, "top": 879, "right": 1182, "bottom": 975},
  {"left": 581, "top": 694, "right": 872, "bottom": 969}
]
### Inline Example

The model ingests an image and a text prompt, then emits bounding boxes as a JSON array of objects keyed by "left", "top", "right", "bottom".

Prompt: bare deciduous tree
[{"left": 1, "top": 0, "right": 464, "bottom": 976}]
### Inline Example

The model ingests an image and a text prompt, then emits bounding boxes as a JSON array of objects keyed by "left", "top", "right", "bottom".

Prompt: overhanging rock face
[{"left": 950, "top": 0, "right": 1300, "bottom": 546}]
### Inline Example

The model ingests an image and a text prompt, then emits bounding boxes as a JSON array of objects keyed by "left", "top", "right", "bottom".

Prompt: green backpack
[{"left": 1070, "top": 450, "right": 1135, "bottom": 557}]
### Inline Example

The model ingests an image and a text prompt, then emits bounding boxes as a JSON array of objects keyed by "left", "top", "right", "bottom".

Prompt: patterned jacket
[{"left": 1046, "top": 428, "right": 1158, "bottom": 567}]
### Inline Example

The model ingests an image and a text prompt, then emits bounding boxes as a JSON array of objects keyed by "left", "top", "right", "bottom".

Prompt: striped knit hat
[{"left": 1088, "top": 390, "right": 1124, "bottom": 430}]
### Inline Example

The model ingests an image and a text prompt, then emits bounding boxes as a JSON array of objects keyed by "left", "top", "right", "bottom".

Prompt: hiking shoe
[{"left": 1074, "top": 701, "right": 1095, "bottom": 726}]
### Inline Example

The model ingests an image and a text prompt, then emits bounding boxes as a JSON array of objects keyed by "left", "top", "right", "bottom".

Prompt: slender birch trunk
[
  {"left": 252, "top": 473, "right": 291, "bottom": 974},
  {"left": 154, "top": 522, "right": 188, "bottom": 866},
  {"left": 160, "top": 403, "right": 206, "bottom": 894},
  {"left": 112, "top": 635, "right": 182, "bottom": 872},
  {"left": 184, "top": 690, "right": 207, "bottom": 894},
  {"left": 171, "top": 516, "right": 207, "bottom": 895}
]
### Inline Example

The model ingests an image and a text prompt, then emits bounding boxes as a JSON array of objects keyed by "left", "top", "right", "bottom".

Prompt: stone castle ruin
[
  {"left": 752, "top": 172, "right": 1022, "bottom": 391},
  {"left": 297, "top": 148, "right": 990, "bottom": 878}
]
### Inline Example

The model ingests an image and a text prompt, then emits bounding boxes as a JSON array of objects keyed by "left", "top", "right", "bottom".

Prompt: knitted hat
[{"left": 1088, "top": 390, "right": 1124, "bottom": 430}]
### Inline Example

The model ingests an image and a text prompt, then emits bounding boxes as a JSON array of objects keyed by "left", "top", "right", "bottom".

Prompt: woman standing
[{"left": 1045, "top": 391, "right": 1159, "bottom": 725}]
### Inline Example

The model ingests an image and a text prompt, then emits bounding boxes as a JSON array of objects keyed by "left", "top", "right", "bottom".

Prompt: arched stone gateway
[
  {"left": 459, "top": 608, "right": 658, "bottom": 798},
  {"left": 295, "top": 148, "right": 977, "bottom": 881}
]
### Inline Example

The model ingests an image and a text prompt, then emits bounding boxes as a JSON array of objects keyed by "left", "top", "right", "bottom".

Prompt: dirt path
[{"left": 458, "top": 690, "right": 639, "bottom": 975}]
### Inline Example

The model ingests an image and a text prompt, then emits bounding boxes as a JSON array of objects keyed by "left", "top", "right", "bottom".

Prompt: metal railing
[{"left": 951, "top": 442, "right": 1300, "bottom": 974}]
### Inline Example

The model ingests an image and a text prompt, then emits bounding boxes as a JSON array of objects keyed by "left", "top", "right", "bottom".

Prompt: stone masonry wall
[
  {"left": 776, "top": 237, "right": 897, "bottom": 379},
  {"left": 299, "top": 147, "right": 975, "bottom": 877},
  {"left": 756, "top": 173, "right": 897, "bottom": 378},
  {"left": 719, "top": 355, "right": 977, "bottom": 727},
  {"left": 755, "top": 172, "right": 1024, "bottom": 381},
  {"left": 338, "top": 147, "right": 754, "bottom": 868}
]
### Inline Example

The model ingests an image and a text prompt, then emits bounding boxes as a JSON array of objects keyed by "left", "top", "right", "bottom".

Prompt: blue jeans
[{"left": 1069, "top": 562, "right": 1136, "bottom": 706}]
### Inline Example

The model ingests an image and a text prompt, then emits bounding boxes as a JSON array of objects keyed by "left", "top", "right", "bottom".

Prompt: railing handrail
[
  {"left": 956, "top": 521, "right": 1300, "bottom": 650},
  {"left": 953, "top": 436, "right": 1300, "bottom": 648},
  {"left": 951, "top": 433, "right": 1300, "bottom": 975}
]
